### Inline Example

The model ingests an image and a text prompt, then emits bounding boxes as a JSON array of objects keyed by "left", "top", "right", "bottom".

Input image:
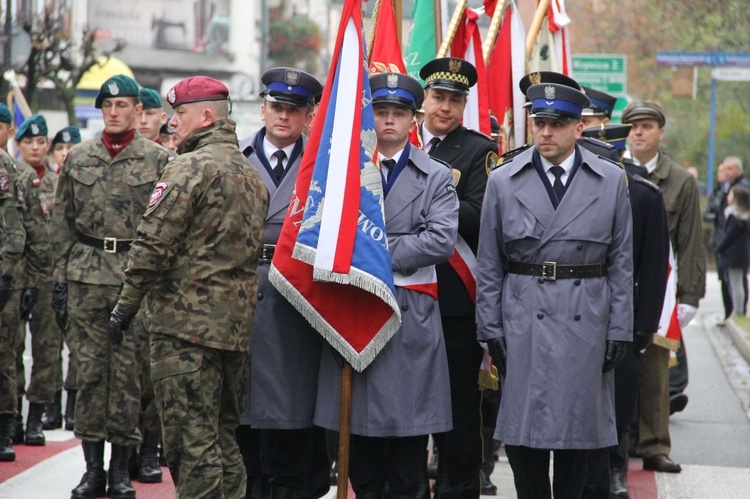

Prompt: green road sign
[{"left": 572, "top": 54, "right": 629, "bottom": 123}]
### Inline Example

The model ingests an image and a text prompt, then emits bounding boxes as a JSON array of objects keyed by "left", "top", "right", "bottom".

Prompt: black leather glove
[
  {"left": 603, "top": 340, "right": 628, "bottom": 373},
  {"left": 0, "top": 275, "right": 12, "bottom": 312},
  {"left": 486, "top": 337, "right": 508, "bottom": 377},
  {"left": 109, "top": 305, "right": 135, "bottom": 346},
  {"left": 632, "top": 329, "right": 654, "bottom": 356},
  {"left": 51, "top": 282, "right": 69, "bottom": 331},
  {"left": 19, "top": 288, "right": 39, "bottom": 321}
]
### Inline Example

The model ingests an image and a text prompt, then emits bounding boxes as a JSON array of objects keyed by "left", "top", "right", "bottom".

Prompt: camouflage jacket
[
  {"left": 0, "top": 151, "right": 26, "bottom": 278},
  {"left": 12, "top": 162, "right": 55, "bottom": 289},
  {"left": 52, "top": 132, "right": 175, "bottom": 286},
  {"left": 118, "top": 120, "right": 269, "bottom": 352}
]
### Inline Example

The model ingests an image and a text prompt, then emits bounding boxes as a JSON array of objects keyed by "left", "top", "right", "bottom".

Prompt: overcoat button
[
  {"left": 401, "top": 305, "right": 409, "bottom": 312},
  {"left": 538, "top": 277, "right": 545, "bottom": 284},
  {"left": 577, "top": 243, "right": 584, "bottom": 250},
  {"left": 574, "top": 279, "right": 581, "bottom": 286},
  {"left": 537, "top": 313, "right": 544, "bottom": 320},
  {"left": 574, "top": 314, "right": 581, "bottom": 321}
]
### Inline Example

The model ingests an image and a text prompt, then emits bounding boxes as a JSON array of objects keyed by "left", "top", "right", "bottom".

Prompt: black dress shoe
[
  {"left": 628, "top": 446, "right": 641, "bottom": 459},
  {"left": 669, "top": 393, "right": 688, "bottom": 415},
  {"left": 610, "top": 468, "right": 629, "bottom": 498},
  {"left": 642, "top": 454, "right": 681, "bottom": 473}
]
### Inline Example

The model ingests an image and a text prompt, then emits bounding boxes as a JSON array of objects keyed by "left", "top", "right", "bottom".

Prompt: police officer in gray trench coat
[
  {"left": 476, "top": 79, "right": 633, "bottom": 498},
  {"left": 236, "top": 67, "right": 330, "bottom": 499},
  {"left": 314, "top": 72, "right": 458, "bottom": 497}
]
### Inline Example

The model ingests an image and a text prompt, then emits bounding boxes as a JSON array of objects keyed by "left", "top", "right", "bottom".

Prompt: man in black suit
[
  {"left": 418, "top": 57, "right": 498, "bottom": 498},
  {"left": 580, "top": 123, "right": 670, "bottom": 497}
]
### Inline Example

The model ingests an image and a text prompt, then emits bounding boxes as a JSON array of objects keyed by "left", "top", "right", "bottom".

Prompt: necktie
[
  {"left": 381, "top": 159, "right": 396, "bottom": 182},
  {"left": 426, "top": 137, "right": 441, "bottom": 154},
  {"left": 550, "top": 165, "right": 566, "bottom": 202},
  {"left": 272, "top": 150, "right": 286, "bottom": 181}
]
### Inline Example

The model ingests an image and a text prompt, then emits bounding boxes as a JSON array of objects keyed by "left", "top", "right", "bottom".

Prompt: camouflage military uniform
[
  {"left": 0, "top": 152, "right": 27, "bottom": 416},
  {"left": 117, "top": 120, "right": 269, "bottom": 499},
  {"left": 6, "top": 161, "right": 49, "bottom": 406},
  {"left": 21, "top": 165, "right": 59, "bottom": 406},
  {"left": 51, "top": 133, "right": 174, "bottom": 446}
]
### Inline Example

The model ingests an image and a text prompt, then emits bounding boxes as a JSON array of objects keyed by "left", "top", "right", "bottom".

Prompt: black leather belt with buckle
[
  {"left": 507, "top": 261, "right": 606, "bottom": 281},
  {"left": 78, "top": 233, "right": 134, "bottom": 254},
  {"left": 261, "top": 244, "right": 276, "bottom": 262}
]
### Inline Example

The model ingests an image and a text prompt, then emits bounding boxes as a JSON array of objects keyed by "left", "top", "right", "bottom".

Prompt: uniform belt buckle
[
  {"left": 262, "top": 244, "right": 276, "bottom": 261},
  {"left": 104, "top": 237, "right": 117, "bottom": 253},
  {"left": 542, "top": 261, "right": 556, "bottom": 281}
]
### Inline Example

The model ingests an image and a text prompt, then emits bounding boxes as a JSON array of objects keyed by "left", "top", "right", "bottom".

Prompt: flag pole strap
[
  {"left": 482, "top": 0, "right": 508, "bottom": 65},
  {"left": 336, "top": 362, "right": 353, "bottom": 498},
  {"left": 525, "top": 0, "right": 551, "bottom": 59},
  {"left": 436, "top": 0, "right": 468, "bottom": 58}
]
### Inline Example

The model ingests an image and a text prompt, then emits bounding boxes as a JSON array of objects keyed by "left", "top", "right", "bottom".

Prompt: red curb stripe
[{"left": 629, "top": 460, "right": 659, "bottom": 499}]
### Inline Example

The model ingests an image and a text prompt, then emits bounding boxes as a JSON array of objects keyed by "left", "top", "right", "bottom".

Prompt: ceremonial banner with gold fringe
[{"left": 269, "top": 0, "right": 401, "bottom": 372}]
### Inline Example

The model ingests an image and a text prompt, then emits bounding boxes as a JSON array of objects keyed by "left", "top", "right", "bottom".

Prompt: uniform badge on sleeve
[
  {"left": 148, "top": 182, "right": 170, "bottom": 208},
  {"left": 452, "top": 168, "right": 461, "bottom": 186},
  {"left": 0, "top": 171, "right": 8, "bottom": 191},
  {"left": 485, "top": 151, "right": 500, "bottom": 175}
]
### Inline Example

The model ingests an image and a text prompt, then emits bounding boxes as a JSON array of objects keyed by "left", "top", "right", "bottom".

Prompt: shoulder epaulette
[
  {"left": 430, "top": 156, "right": 452, "bottom": 170},
  {"left": 631, "top": 173, "right": 660, "bottom": 191},
  {"left": 499, "top": 144, "right": 531, "bottom": 164},
  {"left": 465, "top": 127, "right": 495, "bottom": 143},
  {"left": 582, "top": 136, "right": 616, "bottom": 150}
]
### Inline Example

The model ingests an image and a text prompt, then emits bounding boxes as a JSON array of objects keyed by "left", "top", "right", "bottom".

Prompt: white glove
[{"left": 677, "top": 304, "right": 698, "bottom": 329}]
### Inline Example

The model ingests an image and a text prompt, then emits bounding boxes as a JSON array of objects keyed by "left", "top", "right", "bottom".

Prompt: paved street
[{"left": 2, "top": 271, "right": 749, "bottom": 497}]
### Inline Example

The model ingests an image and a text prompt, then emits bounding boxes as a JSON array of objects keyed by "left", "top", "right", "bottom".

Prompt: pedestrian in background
[{"left": 715, "top": 184, "right": 750, "bottom": 324}]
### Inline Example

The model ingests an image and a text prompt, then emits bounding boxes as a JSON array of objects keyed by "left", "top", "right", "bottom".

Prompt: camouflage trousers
[
  {"left": 134, "top": 316, "right": 160, "bottom": 433},
  {"left": 26, "top": 279, "right": 62, "bottom": 404},
  {"left": 69, "top": 281, "right": 142, "bottom": 446},
  {"left": 0, "top": 290, "right": 24, "bottom": 414},
  {"left": 62, "top": 329, "right": 80, "bottom": 391},
  {"left": 151, "top": 332, "right": 248, "bottom": 499}
]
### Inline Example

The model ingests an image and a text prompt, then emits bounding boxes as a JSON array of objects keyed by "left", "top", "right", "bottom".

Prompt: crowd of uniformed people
[{"left": 0, "top": 53, "right": 706, "bottom": 499}]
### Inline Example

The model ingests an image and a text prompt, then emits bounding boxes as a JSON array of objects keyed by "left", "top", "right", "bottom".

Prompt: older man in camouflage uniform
[
  {"left": 52, "top": 74, "right": 175, "bottom": 499},
  {"left": 111, "top": 76, "right": 269, "bottom": 499},
  {"left": 0, "top": 108, "right": 28, "bottom": 461}
]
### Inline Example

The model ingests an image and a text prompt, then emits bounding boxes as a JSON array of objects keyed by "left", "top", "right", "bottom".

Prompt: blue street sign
[{"left": 656, "top": 51, "right": 750, "bottom": 67}]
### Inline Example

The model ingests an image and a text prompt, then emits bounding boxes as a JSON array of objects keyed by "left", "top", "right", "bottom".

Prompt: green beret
[
  {"left": 139, "top": 88, "right": 163, "bottom": 110},
  {"left": 95, "top": 74, "right": 140, "bottom": 109},
  {"left": 0, "top": 104, "right": 12, "bottom": 124},
  {"left": 15, "top": 114, "right": 48, "bottom": 141},
  {"left": 52, "top": 126, "right": 82, "bottom": 146}
]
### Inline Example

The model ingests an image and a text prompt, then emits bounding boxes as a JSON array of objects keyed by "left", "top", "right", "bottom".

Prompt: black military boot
[
  {"left": 71, "top": 440, "right": 107, "bottom": 499},
  {"left": 42, "top": 390, "right": 63, "bottom": 430},
  {"left": 11, "top": 397, "right": 23, "bottom": 445},
  {"left": 137, "top": 429, "right": 163, "bottom": 483},
  {"left": 0, "top": 414, "right": 16, "bottom": 461},
  {"left": 24, "top": 403, "right": 46, "bottom": 445},
  {"left": 64, "top": 390, "right": 77, "bottom": 431},
  {"left": 108, "top": 444, "right": 136, "bottom": 498}
]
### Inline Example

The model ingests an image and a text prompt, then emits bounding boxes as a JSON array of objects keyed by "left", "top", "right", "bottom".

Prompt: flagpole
[
  {"left": 433, "top": 0, "right": 443, "bottom": 52},
  {"left": 366, "top": 0, "right": 382, "bottom": 66},
  {"left": 436, "top": 0, "right": 468, "bottom": 58},
  {"left": 336, "top": 363, "right": 353, "bottom": 498},
  {"left": 394, "top": 0, "right": 402, "bottom": 47},
  {"left": 525, "top": 0, "right": 551, "bottom": 61},
  {"left": 482, "top": 0, "right": 508, "bottom": 65}
]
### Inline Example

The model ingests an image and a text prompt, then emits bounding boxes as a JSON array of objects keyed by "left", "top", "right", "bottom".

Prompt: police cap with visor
[
  {"left": 370, "top": 72, "right": 424, "bottom": 110},
  {"left": 260, "top": 68, "right": 323, "bottom": 107},
  {"left": 526, "top": 83, "right": 590, "bottom": 121},
  {"left": 581, "top": 86, "right": 618, "bottom": 118},
  {"left": 420, "top": 57, "right": 477, "bottom": 95}
]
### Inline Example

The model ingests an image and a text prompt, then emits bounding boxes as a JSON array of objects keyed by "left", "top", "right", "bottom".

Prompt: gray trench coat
[
  {"left": 314, "top": 146, "right": 459, "bottom": 437},
  {"left": 239, "top": 130, "right": 325, "bottom": 429},
  {"left": 476, "top": 146, "right": 633, "bottom": 449}
]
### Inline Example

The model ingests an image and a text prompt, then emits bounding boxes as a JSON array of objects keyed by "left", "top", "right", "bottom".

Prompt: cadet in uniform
[
  {"left": 159, "top": 120, "right": 177, "bottom": 152},
  {"left": 110, "top": 76, "right": 269, "bottom": 499},
  {"left": 418, "top": 56, "right": 498, "bottom": 498},
  {"left": 43, "top": 126, "right": 82, "bottom": 432},
  {"left": 622, "top": 101, "right": 706, "bottom": 473},
  {"left": 477, "top": 79, "right": 633, "bottom": 497},
  {"left": 52, "top": 74, "right": 175, "bottom": 499},
  {"left": 14, "top": 114, "right": 58, "bottom": 447},
  {"left": 580, "top": 85, "right": 618, "bottom": 128},
  {"left": 580, "top": 123, "right": 670, "bottom": 497},
  {"left": 315, "top": 71, "right": 459, "bottom": 498},
  {"left": 0, "top": 105, "right": 28, "bottom": 462},
  {"left": 236, "top": 67, "right": 329, "bottom": 499}
]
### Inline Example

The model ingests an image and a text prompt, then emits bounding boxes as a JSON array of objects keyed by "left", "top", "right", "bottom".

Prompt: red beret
[{"left": 166, "top": 76, "right": 229, "bottom": 109}]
